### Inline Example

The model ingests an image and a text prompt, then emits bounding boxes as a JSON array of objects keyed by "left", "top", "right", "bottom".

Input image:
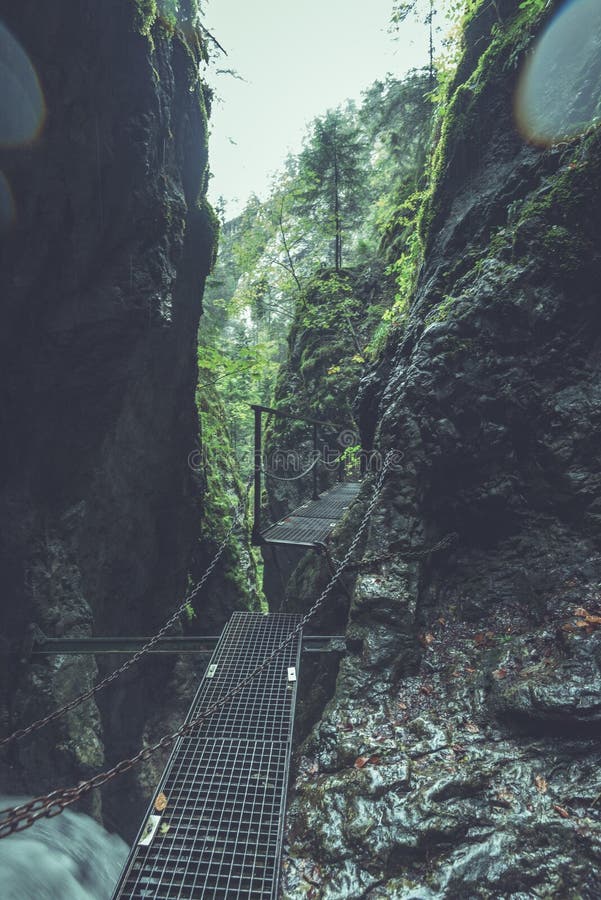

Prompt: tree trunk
[{"left": 333, "top": 142, "right": 341, "bottom": 271}]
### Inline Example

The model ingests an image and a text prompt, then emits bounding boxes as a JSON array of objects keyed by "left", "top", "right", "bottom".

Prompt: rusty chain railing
[
  {"left": 0, "top": 453, "right": 393, "bottom": 839},
  {"left": 0, "top": 478, "right": 253, "bottom": 751}
]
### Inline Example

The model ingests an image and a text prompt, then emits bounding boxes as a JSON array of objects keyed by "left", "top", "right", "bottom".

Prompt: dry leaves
[
  {"left": 354, "top": 754, "right": 381, "bottom": 769},
  {"left": 154, "top": 793, "right": 168, "bottom": 813},
  {"left": 553, "top": 804, "right": 571, "bottom": 819},
  {"left": 575, "top": 607, "right": 601, "bottom": 624},
  {"left": 465, "top": 721, "right": 480, "bottom": 733},
  {"left": 492, "top": 668, "right": 508, "bottom": 680},
  {"left": 474, "top": 631, "right": 495, "bottom": 647},
  {"left": 563, "top": 607, "right": 601, "bottom": 633},
  {"left": 495, "top": 787, "right": 514, "bottom": 807},
  {"left": 534, "top": 774, "right": 548, "bottom": 794}
]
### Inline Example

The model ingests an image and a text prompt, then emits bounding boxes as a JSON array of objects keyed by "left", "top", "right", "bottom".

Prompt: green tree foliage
[
  {"left": 391, "top": 0, "right": 438, "bottom": 86},
  {"left": 197, "top": 69, "right": 437, "bottom": 462},
  {"left": 292, "top": 105, "right": 369, "bottom": 271},
  {"left": 359, "top": 69, "right": 433, "bottom": 260}
]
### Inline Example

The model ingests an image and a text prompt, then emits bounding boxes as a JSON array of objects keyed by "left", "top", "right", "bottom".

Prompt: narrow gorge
[{"left": 1, "top": 0, "right": 601, "bottom": 897}]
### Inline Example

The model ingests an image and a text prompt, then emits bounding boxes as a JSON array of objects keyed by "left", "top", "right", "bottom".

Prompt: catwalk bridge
[
  {"left": 111, "top": 408, "right": 363, "bottom": 898},
  {"left": 251, "top": 403, "right": 361, "bottom": 548},
  {"left": 111, "top": 612, "right": 302, "bottom": 899}
]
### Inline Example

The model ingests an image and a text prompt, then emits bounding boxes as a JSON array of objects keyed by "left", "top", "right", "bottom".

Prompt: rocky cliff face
[
  {"left": 282, "top": 1, "right": 601, "bottom": 895},
  {"left": 0, "top": 0, "right": 222, "bottom": 839},
  {"left": 262, "top": 265, "right": 393, "bottom": 607}
]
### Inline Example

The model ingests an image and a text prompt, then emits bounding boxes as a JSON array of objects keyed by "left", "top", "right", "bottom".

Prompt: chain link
[
  {"left": 329, "top": 531, "right": 459, "bottom": 569},
  {"left": 261, "top": 454, "right": 321, "bottom": 482},
  {"left": 0, "top": 477, "right": 254, "bottom": 751},
  {"left": 0, "top": 453, "right": 393, "bottom": 839}
]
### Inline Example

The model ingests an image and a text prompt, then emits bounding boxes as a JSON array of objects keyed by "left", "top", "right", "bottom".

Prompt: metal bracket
[{"left": 138, "top": 814, "right": 161, "bottom": 847}]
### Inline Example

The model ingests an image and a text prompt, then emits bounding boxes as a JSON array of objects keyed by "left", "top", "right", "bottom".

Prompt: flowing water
[{"left": 0, "top": 798, "right": 128, "bottom": 900}]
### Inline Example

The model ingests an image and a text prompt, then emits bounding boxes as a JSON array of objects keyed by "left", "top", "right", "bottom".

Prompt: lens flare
[
  {"left": 515, "top": 0, "right": 601, "bottom": 146},
  {"left": 0, "top": 21, "right": 45, "bottom": 147},
  {"left": 0, "top": 171, "right": 15, "bottom": 229}
]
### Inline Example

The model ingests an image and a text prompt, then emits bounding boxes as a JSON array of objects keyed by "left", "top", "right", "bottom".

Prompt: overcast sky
[{"left": 203, "top": 0, "right": 430, "bottom": 217}]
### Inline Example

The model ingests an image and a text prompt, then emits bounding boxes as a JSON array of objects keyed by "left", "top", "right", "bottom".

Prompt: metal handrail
[
  {"left": 251, "top": 404, "right": 353, "bottom": 544},
  {"left": 29, "top": 635, "right": 346, "bottom": 655},
  {"left": 250, "top": 403, "right": 349, "bottom": 430}
]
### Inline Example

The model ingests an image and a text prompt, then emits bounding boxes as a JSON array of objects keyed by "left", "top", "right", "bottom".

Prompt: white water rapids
[{"left": 0, "top": 797, "right": 128, "bottom": 899}]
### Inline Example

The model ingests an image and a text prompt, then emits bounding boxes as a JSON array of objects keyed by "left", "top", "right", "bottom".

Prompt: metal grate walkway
[
  {"left": 111, "top": 612, "right": 302, "bottom": 900},
  {"left": 261, "top": 481, "right": 361, "bottom": 547}
]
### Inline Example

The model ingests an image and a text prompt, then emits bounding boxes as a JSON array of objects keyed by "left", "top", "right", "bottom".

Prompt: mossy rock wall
[
  {"left": 264, "top": 264, "right": 393, "bottom": 523},
  {"left": 283, "top": 1, "right": 601, "bottom": 895},
  {"left": 0, "top": 0, "right": 220, "bottom": 840}
]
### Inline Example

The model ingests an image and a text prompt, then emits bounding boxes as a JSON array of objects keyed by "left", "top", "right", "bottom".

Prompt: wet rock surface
[
  {"left": 284, "top": 578, "right": 601, "bottom": 898},
  {"left": 282, "top": 1, "right": 601, "bottom": 895}
]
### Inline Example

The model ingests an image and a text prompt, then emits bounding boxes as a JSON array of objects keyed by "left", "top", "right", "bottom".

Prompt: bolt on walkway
[
  {"left": 261, "top": 481, "right": 361, "bottom": 547},
  {"left": 111, "top": 612, "right": 302, "bottom": 900}
]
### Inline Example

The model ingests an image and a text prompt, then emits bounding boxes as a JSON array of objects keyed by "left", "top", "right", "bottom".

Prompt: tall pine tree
[{"left": 293, "top": 106, "right": 368, "bottom": 271}]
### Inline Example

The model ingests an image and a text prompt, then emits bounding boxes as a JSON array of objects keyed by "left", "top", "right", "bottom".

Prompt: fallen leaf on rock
[
  {"left": 573, "top": 607, "right": 601, "bottom": 623},
  {"left": 465, "top": 722, "right": 479, "bottom": 733},
  {"left": 154, "top": 793, "right": 168, "bottom": 812},
  {"left": 354, "top": 754, "right": 380, "bottom": 769},
  {"left": 567, "top": 608, "right": 601, "bottom": 630},
  {"left": 495, "top": 788, "right": 514, "bottom": 807},
  {"left": 553, "top": 804, "right": 571, "bottom": 819},
  {"left": 302, "top": 760, "right": 319, "bottom": 777},
  {"left": 534, "top": 774, "right": 548, "bottom": 794}
]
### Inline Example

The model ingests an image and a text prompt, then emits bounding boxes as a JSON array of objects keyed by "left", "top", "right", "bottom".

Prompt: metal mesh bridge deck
[
  {"left": 111, "top": 612, "right": 302, "bottom": 900},
  {"left": 261, "top": 481, "right": 361, "bottom": 547}
]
